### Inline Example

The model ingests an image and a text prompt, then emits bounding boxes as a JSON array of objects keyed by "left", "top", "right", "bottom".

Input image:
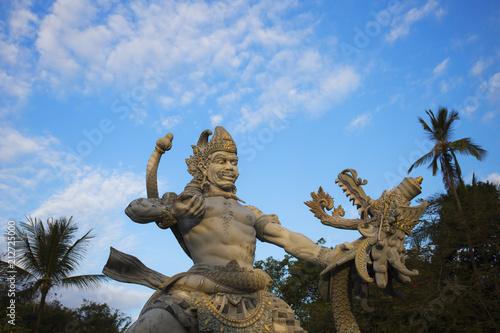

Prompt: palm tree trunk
[
  {"left": 35, "top": 290, "right": 48, "bottom": 333},
  {"left": 447, "top": 175, "right": 478, "bottom": 277}
]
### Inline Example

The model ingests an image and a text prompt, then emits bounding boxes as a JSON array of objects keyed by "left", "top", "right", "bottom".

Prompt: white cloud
[
  {"left": 0, "top": 127, "right": 76, "bottom": 215},
  {"left": 232, "top": 55, "right": 360, "bottom": 133},
  {"left": 32, "top": 169, "right": 143, "bottom": 222},
  {"left": 54, "top": 283, "right": 152, "bottom": 318},
  {"left": 210, "top": 114, "right": 224, "bottom": 126},
  {"left": 8, "top": 3, "right": 39, "bottom": 40},
  {"left": 485, "top": 173, "right": 500, "bottom": 185},
  {"left": 482, "top": 111, "right": 497, "bottom": 121},
  {"left": 440, "top": 80, "right": 449, "bottom": 93},
  {"left": 161, "top": 115, "right": 182, "bottom": 129},
  {"left": 433, "top": 57, "right": 450, "bottom": 76},
  {"left": 0, "top": 127, "right": 143, "bottom": 249},
  {"left": 160, "top": 96, "right": 175, "bottom": 109},
  {"left": 0, "top": 127, "right": 56, "bottom": 163},
  {"left": 347, "top": 112, "right": 373, "bottom": 132},
  {"left": 30, "top": 168, "right": 145, "bottom": 270},
  {"left": 33, "top": 0, "right": 301, "bottom": 92},
  {"left": 488, "top": 73, "right": 500, "bottom": 101},
  {"left": 471, "top": 59, "right": 489, "bottom": 76},
  {"left": 451, "top": 34, "right": 478, "bottom": 50},
  {"left": 0, "top": 70, "right": 31, "bottom": 101},
  {"left": 3, "top": 0, "right": 360, "bottom": 130},
  {"left": 386, "top": 0, "right": 441, "bottom": 43},
  {"left": 180, "top": 91, "right": 195, "bottom": 106}
]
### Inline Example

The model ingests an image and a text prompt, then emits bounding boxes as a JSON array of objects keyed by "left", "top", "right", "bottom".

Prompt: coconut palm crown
[
  {"left": 408, "top": 107, "right": 487, "bottom": 191},
  {"left": 2, "top": 216, "right": 108, "bottom": 333}
]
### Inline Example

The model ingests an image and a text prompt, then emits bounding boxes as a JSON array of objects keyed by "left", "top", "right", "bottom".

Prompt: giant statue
[{"left": 103, "top": 126, "right": 427, "bottom": 333}]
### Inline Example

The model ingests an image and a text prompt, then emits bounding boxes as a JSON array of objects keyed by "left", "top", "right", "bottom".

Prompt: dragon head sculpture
[{"left": 306, "top": 169, "right": 427, "bottom": 315}]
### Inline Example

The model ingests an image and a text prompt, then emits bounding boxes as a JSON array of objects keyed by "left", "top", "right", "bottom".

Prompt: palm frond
[
  {"left": 15, "top": 223, "right": 44, "bottom": 277},
  {"left": 15, "top": 281, "right": 40, "bottom": 303},
  {"left": 411, "top": 107, "right": 488, "bottom": 191},
  {"left": 430, "top": 153, "right": 440, "bottom": 176},
  {"left": 408, "top": 150, "right": 436, "bottom": 174},
  {"left": 435, "top": 107, "right": 457, "bottom": 139},
  {"left": 57, "top": 228, "right": 95, "bottom": 278},
  {"left": 0, "top": 260, "right": 37, "bottom": 282},
  {"left": 60, "top": 274, "right": 109, "bottom": 290},
  {"left": 449, "top": 138, "right": 488, "bottom": 161},
  {"left": 13, "top": 216, "right": 105, "bottom": 296},
  {"left": 418, "top": 116, "right": 434, "bottom": 139}
]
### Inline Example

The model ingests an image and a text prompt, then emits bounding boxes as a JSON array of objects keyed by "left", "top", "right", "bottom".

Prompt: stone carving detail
[{"left": 306, "top": 169, "right": 427, "bottom": 333}]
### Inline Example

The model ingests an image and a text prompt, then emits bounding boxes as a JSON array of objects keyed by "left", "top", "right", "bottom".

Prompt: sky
[{"left": 1, "top": 0, "right": 500, "bottom": 321}]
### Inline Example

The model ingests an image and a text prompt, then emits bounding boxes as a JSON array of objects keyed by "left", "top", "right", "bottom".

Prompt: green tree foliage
[
  {"left": 255, "top": 239, "right": 336, "bottom": 332},
  {"left": 408, "top": 179, "right": 500, "bottom": 332},
  {"left": 0, "top": 298, "right": 131, "bottom": 332},
  {"left": 68, "top": 299, "right": 132, "bottom": 332},
  {"left": 0, "top": 216, "right": 108, "bottom": 333}
]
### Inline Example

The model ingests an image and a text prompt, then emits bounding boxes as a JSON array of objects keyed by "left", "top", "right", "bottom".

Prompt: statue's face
[{"left": 205, "top": 152, "right": 239, "bottom": 191}]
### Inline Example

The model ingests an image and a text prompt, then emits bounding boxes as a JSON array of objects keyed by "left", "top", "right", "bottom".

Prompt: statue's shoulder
[
  {"left": 244, "top": 205, "right": 281, "bottom": 241},
  {"left": 243, "top": 205, "right": 263, "bottom": 218}
]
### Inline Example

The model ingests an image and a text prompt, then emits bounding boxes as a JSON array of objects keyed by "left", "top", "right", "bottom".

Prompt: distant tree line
[{"left": 0, "top": 297, "right": 131, "bottom": 333}]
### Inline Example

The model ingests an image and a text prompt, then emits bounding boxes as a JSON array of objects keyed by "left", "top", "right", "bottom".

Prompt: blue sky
[{"left": 1, "top": 0, "right": 499, "bottom": 320}]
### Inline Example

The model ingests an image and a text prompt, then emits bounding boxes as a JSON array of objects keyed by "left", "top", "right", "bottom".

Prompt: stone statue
[
  {"left": 104, "top": 126, "right": 351, "bottom": 333},
  {"left": 103, "top": 126, "right": 427, "bottom": 333}
]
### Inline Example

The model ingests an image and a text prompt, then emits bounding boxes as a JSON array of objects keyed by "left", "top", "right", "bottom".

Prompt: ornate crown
[{"left": 186, "top": 126, "right": 237, "bottom": 183}]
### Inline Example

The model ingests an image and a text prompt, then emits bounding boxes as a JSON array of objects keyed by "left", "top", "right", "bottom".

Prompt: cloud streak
[
  {"left": 433, "top": 57, "right": 450, "bottom": 76},
  {"left": 386, "top": 0, "right": 442, "bottom": 43},
  {"left": 347, "top": 112, "right": 372, "bottom": 133}
]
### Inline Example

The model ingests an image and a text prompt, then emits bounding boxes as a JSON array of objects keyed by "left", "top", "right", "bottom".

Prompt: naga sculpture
[
  {"left": 306, "top": 169, "right": 427, "bottom": 332},
  {"left": 103, "top": 128, "right": 427, "bottom": 333}
]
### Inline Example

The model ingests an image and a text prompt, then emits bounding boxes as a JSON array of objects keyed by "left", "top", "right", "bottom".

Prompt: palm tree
[
  {"left": 3, "top": 216, "right": 108, "bottom": 333},
  {"left": 408, "top": 107, "right": 487, "bottom": 275}
]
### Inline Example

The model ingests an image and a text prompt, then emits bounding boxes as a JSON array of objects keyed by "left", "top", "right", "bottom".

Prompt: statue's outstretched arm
[{"left": 254, "top": 211, "right": 352, "bottom": 267}]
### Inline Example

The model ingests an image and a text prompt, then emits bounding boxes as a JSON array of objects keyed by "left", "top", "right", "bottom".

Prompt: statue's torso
[{"left": 179, "top": 196, "right": 257, "bottom": 270}]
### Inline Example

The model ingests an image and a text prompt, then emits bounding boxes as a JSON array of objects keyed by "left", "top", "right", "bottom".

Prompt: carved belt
[{"left": 196, "top": 260, "right": 272, "bottom": 293}]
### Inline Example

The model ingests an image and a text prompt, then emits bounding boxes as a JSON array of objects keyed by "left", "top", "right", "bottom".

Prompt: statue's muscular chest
[
  {"left": 203, "top": 197, "right": 255, "bottom": 228},
  {"left": 179, "top": 196, "right": 256, "bottom": 242}
]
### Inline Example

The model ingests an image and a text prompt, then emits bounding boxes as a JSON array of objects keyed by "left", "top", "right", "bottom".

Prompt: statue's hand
[
  {"left": 173, "top": 194, "right": 205, "bottom": 219},
  {"left": 324, "top": 242, "right": 354, "bottom": 267}
]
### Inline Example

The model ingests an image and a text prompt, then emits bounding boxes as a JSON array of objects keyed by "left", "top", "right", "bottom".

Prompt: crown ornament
[{"left": 186, "top": 126, "right": 237, "bottom": 184}]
